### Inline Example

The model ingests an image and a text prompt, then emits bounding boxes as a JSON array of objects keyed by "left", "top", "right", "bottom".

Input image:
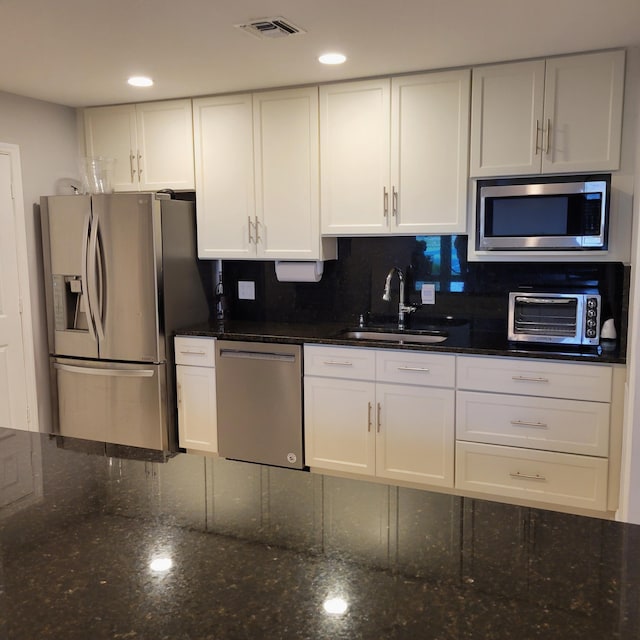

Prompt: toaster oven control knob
[
  {"left": 587, "top": 309, "right": 597, "bottom": 317},
  {"left": 587, "top": 298, "right": 598, "bottom": 308},
  {"left": 587, "top": 319, "right": 596, "bottom": 328}
]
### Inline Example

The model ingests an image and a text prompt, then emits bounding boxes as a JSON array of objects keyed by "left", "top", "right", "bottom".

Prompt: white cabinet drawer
[
  {"left": 456, "top": 391, "right": 610, "bottom": 457},
  {"left": 304, "top": 344, "right": 375, "bottom": 380},
  {"left": 376, "top": 350, "right": 455, "bottom": 387},
  {"left": 174, "top": 336, "right": 216, "bottom": 367},
  {"left": 456, "top": 355, "right": 612, "bottom": 402},
  {"left": 455, "top": 441, "right": 608, "bottom": 511}
]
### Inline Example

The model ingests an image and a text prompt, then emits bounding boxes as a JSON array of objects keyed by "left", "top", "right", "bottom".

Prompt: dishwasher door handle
[{"left": 219, "top": 348, "right": 297, "bottom": 363}]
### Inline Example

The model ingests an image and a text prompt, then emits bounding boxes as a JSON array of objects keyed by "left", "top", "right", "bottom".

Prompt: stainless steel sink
[{"left": 338, "top": 329, "right": 447, "bottom": 344}]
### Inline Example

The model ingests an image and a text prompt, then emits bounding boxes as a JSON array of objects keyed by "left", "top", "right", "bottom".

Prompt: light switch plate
[
  {"left": 238, "top": 280, "right": 256, "bottom": 300},
  {"left": 421, "top": 283, "right": 436, "bottom": 304}
]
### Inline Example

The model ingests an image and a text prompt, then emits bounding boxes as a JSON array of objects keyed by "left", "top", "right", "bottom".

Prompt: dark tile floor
[{"left": 1, "top": 428, "right": 639, "bottom": 639}]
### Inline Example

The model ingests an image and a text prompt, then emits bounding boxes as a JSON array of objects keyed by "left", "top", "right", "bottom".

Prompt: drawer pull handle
[
  {"left": 397, "top": 366, "right": 430, "bottom": 373},
  {"left": 509, "top": 471, "right": 546, "bottom": 482},
  {"left": 180, "top": 349, "right": 207, "bottom": 356},
  {"left": 510, "top": 420, "right": 549, "bottom": 429},
  {"left": 323, "top": 360, "right": 353, "bottom": 366},
  {"left": 512, "top": 375, "right": 549, "bottom": 383}
]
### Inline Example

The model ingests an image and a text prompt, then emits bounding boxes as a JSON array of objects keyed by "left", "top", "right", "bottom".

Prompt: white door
[
  {"left": 391, "top": 70, "right": 470, "bottom": 234},
  {"left": 542, "top": 50, "right": 625, "bottom": 174},
  {"left": 320, "top": 79, "right": 391, "bottom": 235},
  {"left": 136, "top": 99, "right": 195, "bottom": 191},
  {"left": 83, "top": 105, "right": 138, "bottom": 191},
  {"left": 193, "top": 94, "right": 256, "bottom": 259},
  {"left": 253, "top": 87, "right": 320, "bottom": 259},
  {"left": 304, "top": 376, "right": 376, "bottom": 475},
  {"left": 376, "top": 382, "right": 455, "bottom": 487},
  {"left": 469, "top": 60, "right": 545, "bottom": 177},
  {"left": 176, "top": 364, "right": 217, "bottom": 453},
  {"left": 0, "top": 149, "right": 30, "bottom": 430}
]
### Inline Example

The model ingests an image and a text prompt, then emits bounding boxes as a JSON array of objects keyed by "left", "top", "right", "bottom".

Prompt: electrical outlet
[{"left": 238, "top": 280, "right": 256, "bottom": 300}]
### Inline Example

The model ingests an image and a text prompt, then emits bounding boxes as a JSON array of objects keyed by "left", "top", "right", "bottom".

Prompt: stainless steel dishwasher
[{"left": 215, "top": 340, "right": 303, "bottom": 469}]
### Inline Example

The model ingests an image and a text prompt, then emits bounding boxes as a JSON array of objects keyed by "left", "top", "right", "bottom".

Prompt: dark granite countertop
[
  {"left": 178, "top": 319, "right": 626, "bottom": 364},
  {"left": 1, "top": 427, "right": 640, "bottom": 638}
]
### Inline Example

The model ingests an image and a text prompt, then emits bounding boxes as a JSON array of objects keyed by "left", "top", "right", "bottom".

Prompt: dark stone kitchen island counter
[
  {"left": 178, "top": 319, "right": 626, "bottom": 364},
  {"left": 0, "top": 426, "right": 639, "bottom": 639},
  {"left": 1, "top": 426, "right": 639, "bottom": 639}
]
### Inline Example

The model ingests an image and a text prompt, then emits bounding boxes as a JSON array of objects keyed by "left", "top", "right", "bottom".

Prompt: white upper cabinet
[
  {"left": 194, "top": 87, "right": 335, "bottom": 260},
  {"left": 320, "top": 70, "right": 470, "bottom": 236},
  {"left": 193, "top": 93, "right": 255, "bottom": 259},
  {"left": 470, "top": 50, "right": 625, "bottom": 177},
  {"left": 83, "top": 99, "right": 195, "bottom": 191},
  {"left": 320, "top": 79, "right": 391, "bottom": 235}
]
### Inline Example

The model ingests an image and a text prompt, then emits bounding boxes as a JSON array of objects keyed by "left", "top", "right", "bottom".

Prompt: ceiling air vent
[{"left": 236, "top": 17, "right": 306, "bottom": 39}]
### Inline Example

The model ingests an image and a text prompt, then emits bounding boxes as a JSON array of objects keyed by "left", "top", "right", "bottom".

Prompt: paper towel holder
[{"left": 274, "top": 260, "right": 324, "bottom": 283}]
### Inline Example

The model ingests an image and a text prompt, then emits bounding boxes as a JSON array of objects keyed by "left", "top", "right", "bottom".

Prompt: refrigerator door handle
[
  {"left": 54, "top": 363, "right": 155, "bottom": 378},
  {"left": 87, "top": 211, "right": 105, "bottom": 341},
  {"left": 81, "top": 208, "right": 98, "bottom": 343}
]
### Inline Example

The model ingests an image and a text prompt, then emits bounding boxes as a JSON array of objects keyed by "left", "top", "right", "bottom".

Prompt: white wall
[{"left": 0, "top": 91, "right": 80, "bottom": 432}]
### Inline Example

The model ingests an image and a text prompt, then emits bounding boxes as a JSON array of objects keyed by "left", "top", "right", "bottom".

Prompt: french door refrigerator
[{"left": 40, "top": 193, "right": 210, "bottom": 452}]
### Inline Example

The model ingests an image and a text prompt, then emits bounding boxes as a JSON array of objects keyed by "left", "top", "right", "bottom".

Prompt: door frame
[{"left": 1, "top": 142, "right": 38, "bottom": 431}]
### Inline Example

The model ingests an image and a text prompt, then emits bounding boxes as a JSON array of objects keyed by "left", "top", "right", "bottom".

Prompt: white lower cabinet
[
  {"left": 304, "top": 345, "right": 455, "bottom": 488},
  {"left": 455, "top": 355, "right": 613, "bottom": 511},
  {"left": 175, "top": 337, "right": 217, "bottom": 454}
]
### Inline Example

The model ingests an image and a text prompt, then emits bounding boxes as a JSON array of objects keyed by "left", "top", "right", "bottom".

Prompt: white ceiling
[{"left": 2, "top": 0, "right": 640, "bottom": 108}]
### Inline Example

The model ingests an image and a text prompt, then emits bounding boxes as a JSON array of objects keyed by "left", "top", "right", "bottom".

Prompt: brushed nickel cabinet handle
[
  {"left": 323, "top": 360, "right": 353, "bottom": 366},
  {"left": 254, "top": 216, "right": 261, "bottom": 244},
  {"left": 130, "top": 153, "right": 136, "bottom": 180},
  {"left": 137, "top": 153, "right": 143, "bottom": 177},
  {"left": 392, "top": 187, "right": 398, "bottom": 217},
  {"left": 383, "top": 187, "right": 389, "bottom": 217},
  {"left": 397, "top": 366, "right": 431, "bottom": 373},
  {"left": 367, "top": 402, "right": 372, "bottom": 432},
  {"left": 510, "top": 471, "right": 546, "bottom": 481},
  {"left": 545, "top": 118, "right": 551, "bottom": 155},
  {"left": 535, "top": 119, "right": 541, "bottom": 155},
  {"left": 512, "top": 375, "right": 549, "bottom": 383},
  {"left": 248, "top": 216, "right": 254, "bottom": 244},
  {"left": 510, "top": 419, "right": 549, "bottom": 429},
  {"left": 377, "top": 402, "right": 382, "bottom": 432}
]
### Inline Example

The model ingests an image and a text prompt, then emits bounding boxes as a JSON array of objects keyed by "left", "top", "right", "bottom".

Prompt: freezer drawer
[{"left": 52, "top": 357, "right": 168, "bottom": 450}]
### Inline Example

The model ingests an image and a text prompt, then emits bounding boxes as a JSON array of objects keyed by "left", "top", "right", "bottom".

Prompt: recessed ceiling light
[
  {"left": 128, "top": 76, "right": 154, "bottom": 87},
  {"left": 319, "top": 53, "right": 346, "bottom": 65}
]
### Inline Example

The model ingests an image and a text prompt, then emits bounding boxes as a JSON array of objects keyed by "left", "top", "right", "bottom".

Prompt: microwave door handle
[{"left": 81, "top": 208, "right": 97, "bottom": 343}]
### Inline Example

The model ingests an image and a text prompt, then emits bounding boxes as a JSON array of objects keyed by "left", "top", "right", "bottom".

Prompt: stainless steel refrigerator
[{"left": 40, "top": 193, "right": 210, "bottom": 452}]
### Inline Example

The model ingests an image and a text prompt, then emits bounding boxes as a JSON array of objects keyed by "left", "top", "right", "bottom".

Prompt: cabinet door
[
  {"left": 470, "top": 60, "right": 545, "bottom": 177},
  {"left": 376, "top": 383, "right": 454, "bottom": 487},
  {"left": 391, "top": 70, "right": 470, "bottom": 234},
  {"left": 136, "top": 99, "right": 195, "bottom": 191},
  {"left": 83, "top": 105, "right": 138, "bottom": 191},
  {"left": 193, "top": 94, "right": 255, "bottom": 259},
  {"left": 320, "top": 79, "right": 391, "bottom": 235},
  {"left": 176, "top": 364, "right": 217, "bottom": 453},
  {"left": 542, "top": 50, "right": 625, "bottom": 173},
  {"left": 253, "top": 87, "right": 321, "bottom": 259},
  {"left": 304, "top": 376, "right": 375, "bottom": 475}
]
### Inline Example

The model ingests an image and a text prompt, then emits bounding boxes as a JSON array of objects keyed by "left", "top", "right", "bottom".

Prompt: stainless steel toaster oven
[{"left": 508, "top": 292, "right": 601, "bottom": 346}]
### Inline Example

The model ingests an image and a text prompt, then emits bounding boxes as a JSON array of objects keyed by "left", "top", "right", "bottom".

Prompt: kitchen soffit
[{"left": 1, "top": 0, "right": 639, "bottom": 108}]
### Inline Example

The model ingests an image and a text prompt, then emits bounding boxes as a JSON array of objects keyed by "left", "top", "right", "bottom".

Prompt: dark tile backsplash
[{"left": 221, "top": 236, "right": 629, "bottom": 346}]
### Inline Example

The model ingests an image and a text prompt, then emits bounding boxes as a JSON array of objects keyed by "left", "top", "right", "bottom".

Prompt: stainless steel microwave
[
  {"left": 508, "top": 291, "right": 601, "bottom": 346},
  {"left": 477, "top": 175, "right": 610, "bottom": 251}
]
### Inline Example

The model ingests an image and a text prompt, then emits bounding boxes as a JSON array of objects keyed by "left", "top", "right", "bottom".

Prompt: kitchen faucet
[{"left": 382, "top": 267, "right": 416, "bottom": 330}]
